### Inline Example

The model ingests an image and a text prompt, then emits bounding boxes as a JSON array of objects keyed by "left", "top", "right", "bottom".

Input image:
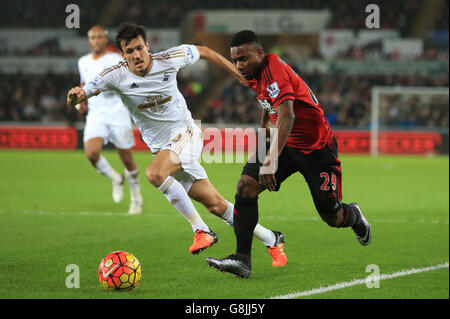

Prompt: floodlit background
[
  {"left": 0, "top": 0, "right": 448, "bottom": 301},
  {"left": 0, "top": 0, "right": 448, "bottom": 155}
]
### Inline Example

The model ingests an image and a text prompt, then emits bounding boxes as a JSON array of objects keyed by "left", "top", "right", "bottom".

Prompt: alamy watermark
[
  {"left": 65, "top": 264, "right": 80, "bottom": 288},
  {"left": 165, "top": 121, "right": 279, "bottom": 170},
  {"left": 365, "top": 4, "right": 380, "bottom": 29},
  {"left": 65, "top": 4, "right": 80, "bottom": 29}
]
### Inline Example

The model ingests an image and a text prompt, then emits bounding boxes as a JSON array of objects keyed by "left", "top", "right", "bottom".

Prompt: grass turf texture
[{"left": 0, "top": 150, "right": 448, "bottom": 299}]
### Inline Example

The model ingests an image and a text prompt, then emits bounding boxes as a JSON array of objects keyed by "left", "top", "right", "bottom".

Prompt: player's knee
[
  {"left": 85, "top": 151, "right": 100, "bottom": 166},
  {"left": 145, "top": 167, "right": 165, "bottom": 187},
  {"left": 236, "top": 176, "right": 259, "bottom": 199}
]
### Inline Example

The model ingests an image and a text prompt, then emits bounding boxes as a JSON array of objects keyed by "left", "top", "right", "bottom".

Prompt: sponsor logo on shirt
[
  {"left": 257, "top": 99, "right": 276, "bottom": 114},
  {"left": 138, "top": 94, "right": 172, "bottom": 113},
  {"left": 186, "top": 46, "right": 194, "bottom": 60}
]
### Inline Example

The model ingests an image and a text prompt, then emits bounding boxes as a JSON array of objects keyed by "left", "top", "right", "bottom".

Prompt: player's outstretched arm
[
  {"left": 67, "top": 86, "right": 87, "bottom": 108},
  {"left": 196, "top": 45, "right": 248, "bottom": 86}
]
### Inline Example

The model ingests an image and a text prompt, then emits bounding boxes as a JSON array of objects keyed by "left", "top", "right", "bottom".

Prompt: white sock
[
  {"left": 95, "top": 156, "right": 122, "bottom": 183},
  {"left": 125, "top": 167, "right": 141, "bottom": 198},
  {"left": 223, "top": 201, "right": 276, "bottom": 247},
  {"left": 222, "top": 201, "right": 235, "bottom": 225},
  {"left": 254, "top": 224, "right": 277, "bottom": 247},
  {"left": 158, "top": 176, "right": 209, "bottom": 233}
]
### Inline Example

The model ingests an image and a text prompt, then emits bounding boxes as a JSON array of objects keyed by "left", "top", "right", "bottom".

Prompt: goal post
[{"left": 370, "top": 86, "right": 449, "bottom": 156}]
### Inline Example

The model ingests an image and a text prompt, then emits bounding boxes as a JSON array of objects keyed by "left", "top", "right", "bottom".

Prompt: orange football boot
[
  {"left": 268, "top": 231, "right": 287, "bottom": 267},
  {"left": 189, "top": 229, "right": 218, "bottom": 254}
]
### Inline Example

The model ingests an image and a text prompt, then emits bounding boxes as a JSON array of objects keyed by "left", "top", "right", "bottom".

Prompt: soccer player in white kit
[
  {"left": 68, "top": 23, "right": 287, "bottom": 266},
  {"left": 77, "top": 25, "right": 143, "bottom": 215}
]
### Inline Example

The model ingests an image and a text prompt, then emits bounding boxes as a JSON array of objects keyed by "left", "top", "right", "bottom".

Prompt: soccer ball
[{"left": 98, "top": 251, "right": 142, "bottom": 291}]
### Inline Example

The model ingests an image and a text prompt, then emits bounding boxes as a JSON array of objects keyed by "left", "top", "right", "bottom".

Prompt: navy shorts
[{"left": 241, "top": 136, "right": 343, "bottom": 215}]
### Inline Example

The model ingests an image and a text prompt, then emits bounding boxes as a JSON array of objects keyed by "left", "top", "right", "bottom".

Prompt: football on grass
[{"left": 98, "top": 251, "right": 142, "bottom": 291}]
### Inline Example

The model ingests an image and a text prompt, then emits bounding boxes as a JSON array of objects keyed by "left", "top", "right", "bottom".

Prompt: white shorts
[
  {"left": 84, "top": 116, "right": 135, "bottom": 149},
  {"left": 159, "top": 124, "right": 208, "bottom": 193}
]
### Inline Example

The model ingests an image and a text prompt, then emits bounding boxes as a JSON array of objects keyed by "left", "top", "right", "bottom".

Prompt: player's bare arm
[
  {"left": 260, "top": 108, "right": 271, "bottom": 139},
  {"left": 259, "top": 100, "right": 295, "bottom": 191},
  {"left": 196, "top": 45, "right": 248, "bottom": 86}
]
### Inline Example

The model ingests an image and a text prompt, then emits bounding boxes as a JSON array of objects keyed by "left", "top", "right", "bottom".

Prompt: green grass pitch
[{"left": 0, "top": 150, "right": 448, "bottom": 299}]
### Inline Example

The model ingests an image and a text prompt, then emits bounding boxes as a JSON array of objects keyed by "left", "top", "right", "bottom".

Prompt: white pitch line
[
  {"left": 269, "top": 262, "right": 449, "bottom": 299},
  {"left": 0, "top": 210, "right": 448, "bottom": 224}
]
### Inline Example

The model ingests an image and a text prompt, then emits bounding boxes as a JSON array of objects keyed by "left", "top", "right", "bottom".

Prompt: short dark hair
[
  {"left": 115, "top": 22, "right": 147, "bottom": 52},
  {"left": 230, "top": 30, "right": 261, "bottom": 48}
]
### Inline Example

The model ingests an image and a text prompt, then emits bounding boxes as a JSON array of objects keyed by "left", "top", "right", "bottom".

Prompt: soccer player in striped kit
[{"left": 68, "top": 23, "right": 288, "bottom": 266}]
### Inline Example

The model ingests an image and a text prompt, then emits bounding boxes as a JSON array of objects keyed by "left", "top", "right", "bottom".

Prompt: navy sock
[
  {"left": 340, "top": 203, "right": 361, "bottom": 227},
  {"left": 233, "top": 194, "right": 259, "bottom": 262}
]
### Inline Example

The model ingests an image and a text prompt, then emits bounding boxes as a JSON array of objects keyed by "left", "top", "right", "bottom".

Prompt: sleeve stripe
[
  {"left": 152, "top": 54, "right": 186, "bottom": 60},
  {"left": 99, "top": 61, "right": 127, "bottom": 77},
  {"left": 265, "top": 66, "right": 273, "bottom": 82},
  {"left": 262, "top": 68, "right": 269, "bottom": 83},
  {"left": 151, "top": 49, "right": 185, "bottom": 58},
  {"left": 274, "top": 92, "right": 295, "bottom": 104}
]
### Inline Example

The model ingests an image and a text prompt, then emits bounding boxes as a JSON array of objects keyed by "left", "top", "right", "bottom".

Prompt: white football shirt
[
  {"left": 83, "top": 44, "right": 200, "bottom": 151},
  {"left": 78, "top": 51, "right": 130, "bottom": 121}
]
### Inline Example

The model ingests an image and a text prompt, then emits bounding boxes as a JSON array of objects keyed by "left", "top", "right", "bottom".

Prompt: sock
[
  {"left": 222, "top": 201, "right": 234, "bottom": 225},
  {"left": 223, "top": 201, "right": 276, "bottom": 247},
  {"left": 254, "top": 224, "right": 277, "bottom": 247},
  {"left": 233, "top": 194, "right": 259, "bottom": 261},
  {"left": 125, "top": 167, "right": 141, "bottom": 199},
  {"left": 340, "top": 203, "right": 361, "bottom": 227},
  {"left": 158, "top": 176, "right": 210, "bottom": 233},
  {"left": 95, "top": 156, "right": 122, "bottom": 183}
]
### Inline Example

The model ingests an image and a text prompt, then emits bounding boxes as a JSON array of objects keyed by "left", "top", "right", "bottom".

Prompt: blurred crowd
[
  {"left": 3, "top": 0, "right": 435, "bottom": 33},
  {"left": 0, "top": 72, "right": 79, "bottom": 123},
  {"left": 381, "top": 94, "right": 449, "bottom": 129},
  {"left": 1, "top": 69, "right": 447, "bottom": 130},
  {"left": 0, "top": 0, "right": 448, "bottom": 129},
  {"left": 202, "top": 70, "right": 449, "bottom": 128},
  {"left": 1, "top": 0, "right": 104, "bottom": 31},
  {"left": 0, "top": 71, "right": 198, "bottom": 124},
  {"left": 1, "top": 0, "right": 447, "bottom": 60},
  {"left": 116, "top": 0, "right": 425, "bottom": 33}
]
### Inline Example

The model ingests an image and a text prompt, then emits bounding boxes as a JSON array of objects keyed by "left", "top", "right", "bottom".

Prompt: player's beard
[
  {"left": 131, "top": 56, "right": 151, "bottom": 76},
  {"left": 252, "top": 62, "right": 265, "bottom": 80}
]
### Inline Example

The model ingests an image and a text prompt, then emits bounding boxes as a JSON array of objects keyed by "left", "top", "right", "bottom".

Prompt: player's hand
[
  {"left": 67, "top": 86, "right": 86, "bottom": 108},
  {"left": 259, "top": 157, "right": 277, "bottom": 191}
]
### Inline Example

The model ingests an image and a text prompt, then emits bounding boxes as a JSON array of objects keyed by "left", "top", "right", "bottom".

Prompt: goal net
[{"left": 370, "top": 86, "right": 449, "bottom": 156}]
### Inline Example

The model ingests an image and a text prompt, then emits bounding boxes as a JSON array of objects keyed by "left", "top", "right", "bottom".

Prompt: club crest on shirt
[
  {"left": 267, "top": 82, "right": 280, "bottom": 98},
  {"left": 162, "top": 72, "right": 171, "bottom": 82}
]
